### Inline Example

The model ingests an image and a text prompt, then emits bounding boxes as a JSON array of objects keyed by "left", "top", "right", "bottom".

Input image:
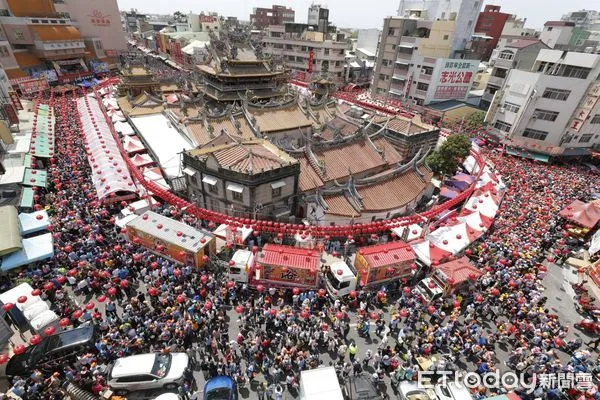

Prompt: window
[
  {"left": 422, "top": 66, "right": 433, "bottom": 75},
  {"left": 301, "top": 46, "right": 307, "bottom": 51},
  {"left": 542, "top": 88, "right": 570, "bottom": 101},
  {"left": 533, "top": 109, "right": 559, "bottom": 122},
  {"left": 494, "top": 120, "right": 512, "bottom": 132},
  {"left": 467, "top": 20, "right": 472, "bottom": 27},
  {"left": 504, "top": 102, "right": 520, "bottom": 113},
  {"left": 0, "top": 46, "right": 9, "bottom": 58},
  {"left": 388, "top": 28, "right": 395, "bottom": 36},
  {"left": 272, "top": 187, "right": 282, "bottom": 198},
  {"left": 443, "top": 34, "right": 449, "bottom": 40},
  {"left": 590, "top": 114, "right": 600, "bottom": 124},
  {"left": 579, "top": 134, "right": 592, "bottom": 143},
  {"left": 547, "top": 27, "right": 553, "bottom": 31},
  {"left": 13, "top": 30, "right": 24, "bottom": 40},
  {"left": 208, "top": 183, "right": 218, "bottom": 194},
  {"left": 285, "top": 44, "right": 292, "bottom": 50},
  {"left": 493, "top": 68, "right": 507, "bottom": 78},
  {"left": 522, "top": 128, "right": 548, "bottom": 141},
  {"left": 324, "top": 48, "right": 329, "bottom": 55},
  {"left": 232, "top": 191, "right": 243, "bottom": 202},
  {"left": 416, "top": 82, "right": 429, "bottom": 91},
  {"left": 562, "top": 65, "right": 590, "bottom": 79},
  {"left": 498, "top": 50, "right": 514, "bottom": 60}
]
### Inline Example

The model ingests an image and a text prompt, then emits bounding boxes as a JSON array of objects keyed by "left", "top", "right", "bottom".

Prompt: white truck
[{"left": 299, "top": 367, "right": 344, "bottom": 400}]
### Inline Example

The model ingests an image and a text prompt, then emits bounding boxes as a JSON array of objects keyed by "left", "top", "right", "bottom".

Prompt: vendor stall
[
  {"left": 430, "top": 256, "right": 482, "bottom": 294},
  {"left": 354, "top": 241, "right": 415, "bottom": 286}
]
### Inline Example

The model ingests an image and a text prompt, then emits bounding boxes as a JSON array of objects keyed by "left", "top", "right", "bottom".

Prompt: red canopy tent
[
  {"left": 431, "top": 256, "right": 483, "bottom": 293},
  {"left": 559, "top": 200, "right": 600, "bottom": 229}
]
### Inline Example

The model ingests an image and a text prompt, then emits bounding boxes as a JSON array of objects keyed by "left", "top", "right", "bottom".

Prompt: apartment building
[
  {"left": 540, "top": 21, "right": 575, "bottom": 49},
  {"left": 372, "top": 16, "right": 479, "bottom": 105},
  {"left": 496, "top": 15, "right": 538, "bottom": 49},
  {"left": 250, "top": 5, "right": 294, "bottom": 30},
  {"left": 397, "top": 0, "right": 483, "bottom": 58},
  {"left": 481, "top": 39, "right": 549, "bottom": 108},
  {"left": 262, "top": 24, "right": 347, "bottom": 83},
  {"left": 471, "top": 5, "right": 512, "bottom": 61},
  {"left": 488, "top": 49, "right": 600, "bottom": 159},
  {"left": 561, "top": 9, "right": 600, "bottom": 30}
]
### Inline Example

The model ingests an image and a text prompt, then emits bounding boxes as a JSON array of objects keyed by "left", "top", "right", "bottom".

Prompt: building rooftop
[
  {"left": 248, "top": 104, "right": 314, "bottom": 133},
  {"left": 357, "top": 241, "right": 415, "bottom": 267},
  {"left": 506, "top": 39, "right": 543, "bottom": 49},
  {"left": 374, "top": 115, "right": 435, "bottom": 135},
  {"left": 544, "top": 21, "right": 576, "bottom": 27},
  {"left": 187, "top": 139, "right": 298, "bottom": 174}
]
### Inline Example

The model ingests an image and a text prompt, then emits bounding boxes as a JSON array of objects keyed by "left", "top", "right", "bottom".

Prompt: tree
[
  {"left": 464, "top": 110, "right": 486, "bottom": 130},
  {"left": 426, "top": 134, "right": 471, "bottom": 176}
]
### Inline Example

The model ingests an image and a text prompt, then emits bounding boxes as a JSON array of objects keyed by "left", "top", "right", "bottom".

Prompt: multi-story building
[
  {"left": 496, "top": 15, "right": 538, "bottom": 49},
  {"left": 561, "top": 9, "right": 600, "bottom": 30},
  {"left": 262, "top": 24, "right": 347, "bottom": 84},
  {"left": 481, "top": 39, "right": 549, "bottom": 108},
  {"left": 397, "top": 0, "right": 483, "bottom": 58},
  {"left": 307, "top": 3, "right": 323, "bottom": 26},
  {"left": 372, "top": 17, "right": 479, "bottom": 105},
  {"left": 250, "top": 5, "right": 294, "bottom": 30},
  {"left": 471, "top": 5, "right": 513, "bottom": 61},
  {"left": 182, "top": 139, "right": 301, "bottom": 220},
  {"left": 487, "top": 49, "right": 600, "bottom": 159},
  {"left": 540, "top": 21, "right": 575, "bottom": 49},
  {"left": 0, "top": 0, "right": 126, "bottom": 84}
]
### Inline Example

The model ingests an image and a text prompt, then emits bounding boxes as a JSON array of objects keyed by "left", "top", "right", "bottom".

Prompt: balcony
[
  {"left": 392, "top": 74, "right": 406, "bottom": 81},
  {"left": 414, "top": 89, "right": 428, "bottom": 97},
  {"left": 493, "top": 58, "right": 514, "bottom": 69},
  {"left": 419, "top": 73, "right": 431, "bottom": 82},
  {"left": 390, "top": 86, "right": 404, "bottom": 96},
  {"left": 487, "top": 75, "right": 506, "bottom": 87}
]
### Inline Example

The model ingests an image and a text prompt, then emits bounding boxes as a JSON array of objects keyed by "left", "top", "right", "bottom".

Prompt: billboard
[
  {"left": 431, "top": 59, "right": 478, "bottom": 101},
  {"left": 18, "top": 78, "right": 49, "bottom": 95},
  {"left": 32, "top": 70, "right": 58, "bottom": 83},
  {"left": 8, "top": 91, "right": 22, "bottom": 111}
]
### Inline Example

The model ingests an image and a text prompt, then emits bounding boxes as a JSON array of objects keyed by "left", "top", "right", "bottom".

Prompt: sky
[{"left": 116, "top": 0, "right": 595, "bottom": 30}]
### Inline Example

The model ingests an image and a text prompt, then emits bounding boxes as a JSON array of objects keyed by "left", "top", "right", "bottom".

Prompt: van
[
  {"left": 6, "top": 323, "right": 97, "bottom": 376},
  {"left": 415, "top": 278, "right": 443, "bottom": 304}
]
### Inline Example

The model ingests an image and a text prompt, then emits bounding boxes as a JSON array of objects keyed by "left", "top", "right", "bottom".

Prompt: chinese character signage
[
  {"left": 88, "top": 9, "right": 111, "bottom": 27},
  {"left": 200, "top": 15, "right": 216, "bottom": 23},
  {"left": 433, "top": 59, "right": 478, "bottom": 101},
  {"left": 18, "top": 78, "right": 49, "bottom": 95}
]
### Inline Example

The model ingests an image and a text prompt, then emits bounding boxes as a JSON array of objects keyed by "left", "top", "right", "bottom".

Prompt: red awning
[{"left": 559, "top": 199, "right": 600, "bottom": 229}]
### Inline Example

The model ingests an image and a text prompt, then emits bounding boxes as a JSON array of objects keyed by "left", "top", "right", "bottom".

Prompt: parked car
[
  {"left": 6, "top": 323, "right": 97, "bottom": 377},
  {"left": 204, "top": 376, "right": 238, "bottom": 400},
  {"left": 398, "top": 381, "right": 436, "bottom": 400},
  {"left": 108, "top": 352, "right": 189, "bottom": 395}
]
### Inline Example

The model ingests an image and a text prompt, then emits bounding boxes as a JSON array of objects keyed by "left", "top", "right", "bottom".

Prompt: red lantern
[
  {"left": 399, "top": 309, "right": 409, "bottom": 317},
  {"left": 13, "top": 344, "right": 26, "bottom": 355},
  {"left": 300, "top": 309, "right": 310, "bottom": 319},
  {"left": 475, "top": 295, "right": 484, "bottom": 303},
  {"left": 30, "top": 335, "right": 42, "bottom": 345},
  {"left": 235, "top": 305, "right": 244, "bottom": 314},
  {"left": 2, "top": 303, "right": 14, "bottom": 312},
  {"left": 72, "top": 309, "right": 83, "bottom": 320},
  {"left": 17, "top": 296, "right": 27, "bottom": 304},
  {"left": 452, "top": 300, "right": 461, "bottom": 309},
  {"left": 318, "top": 288, "right": 326, "bottom": 297},
  {"left": 119, "top": 279, "right": 129, "bottom": 288},
  {"left": 43, "top": 282, "right": 54, "bottom": 291},
  {"left": 85, "top": 301, "right": 95, "bottom": 310},
  {"left": 370, "top": 311, "right": 379, "bottom": 320},
  {"left": 490, "top": 288, "right": 500, "bottom": 296},
  {"left": 256, "top": 284, "right": 265, "bottom": 293},
  {"left": 176, "top": 295, "right": 185, "bottom": 304},
  {"left": 0, "top": 354, "right": 9, "bottom": 364},
  {"left": 107, "top": 287, "right": 117, "bottom": 296},
  {"left": 97, "top": 295, "right": 107, "bottom": 303},
  {"left": 59, "top": 317, "right": 70, "bottom": 327},
  {"left": 292, "top": 287, "right": 301, "bottom": 295},
  {"left": 31, "top": 289, "right": 41, "bottom": 297}
]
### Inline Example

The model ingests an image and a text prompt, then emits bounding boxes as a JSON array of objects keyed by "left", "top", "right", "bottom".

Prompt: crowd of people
[{"left": 2, "top": 77, "right": 600, "bottom": 400}]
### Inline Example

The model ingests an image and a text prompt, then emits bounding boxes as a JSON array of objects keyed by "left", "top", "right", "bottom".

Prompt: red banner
[
  {"left": 308, "top": 50, "right": 314, "bottom": 74},
  {"left": 18, "top": 78, "right": 49, "bottom": 95},
  {"left": 3, "top": 103, "right": 19, "bottom": 126}
]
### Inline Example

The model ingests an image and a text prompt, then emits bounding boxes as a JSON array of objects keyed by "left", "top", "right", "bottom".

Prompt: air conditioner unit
[{"left": 498, "top": 107, "right": 506, "bottom": 113}]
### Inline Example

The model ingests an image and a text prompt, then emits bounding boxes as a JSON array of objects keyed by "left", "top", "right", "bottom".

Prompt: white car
[{"left": 108, "top": 353, "right": 189, "bottom": 395}]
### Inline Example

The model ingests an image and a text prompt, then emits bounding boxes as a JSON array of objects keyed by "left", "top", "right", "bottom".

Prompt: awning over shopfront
[
  {"left": 505, "top": 146, "right": 550, "bottom": 163},
  {"left": 18, "top": 210, "right": 49, "bottom": 235},
  {"left": 0, "top": 233, "right": 54, "bottom": 271},
  {"left": 19, "top": 187, "right": 35, "bottom": 209},
  {"left": 22, "top": 168, "right": 47, "bottom": 188},
  {"left": 0, "top": 206, "right": 22, "bottom": 256},
  {"left": 30, "top": 25, "right": 82, "bottom": 42}
]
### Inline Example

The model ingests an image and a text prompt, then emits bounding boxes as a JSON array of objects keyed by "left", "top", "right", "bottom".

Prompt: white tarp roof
[
  {"left": 19, "top": 210, "right": 49, "bottom": 235},
  {"left": 426, "top": 223, "right": 472, "bottom": 254},
  {"left": 114, "top": 121, "right": 135, "bottom": 135},
  {"left": 457, "top": 211, "right": 489, "bottom": 232},
  {"left": 1, "top": 233, "right": 55, "bottom": 271},
  {"left": 589, "top": 229, "right": 600, "bottom": 256},
  {"left": 300, "top": 367, "right": 344, "bottom": 400},
  {"left": 391, "top": 224, "right": 423, "bottom": 241},
  {"left": 77, "top": 96, "right": 136, "bottom": 200},
  {"left": 0, "top": 166, "right": 25, "bottom": 185},
  {"left": 130, "top": 114, "right": 193, "bottom": 179},
  {"left": 213, "top": 224, "right": 253, "bottom": 242},
  {"left": 464, "top": 192, "right": 499, "bottom": 218},
  {"left": 182, "top": 40, "right": 209, "bottom": 55}
]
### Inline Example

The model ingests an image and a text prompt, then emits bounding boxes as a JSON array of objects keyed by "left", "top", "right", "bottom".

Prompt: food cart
[{"left": 354, "top": 241, "right": 416, "bottom": 287}]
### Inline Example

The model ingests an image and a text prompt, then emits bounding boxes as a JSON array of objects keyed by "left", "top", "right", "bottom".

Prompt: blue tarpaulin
[{"left": 0, "top": 233, "right": 54, "bottom": 271}]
